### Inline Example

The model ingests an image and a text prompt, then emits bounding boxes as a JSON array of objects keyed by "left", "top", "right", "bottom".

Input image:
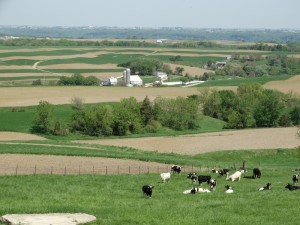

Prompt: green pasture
[
  {"left": 37, "top": 54, "right": 146, "bottom": 66},
  {"left": 0, "top": 59, "right": 37, "bottom": 66},
  {"left": 0, "top": 146, "right": 299, "bottom": 225},
  {"left": 198, "top": 75, "right": 293, "bottom": 87},
  {"left": 0, "top": 76, "right": 59, "bottom": 81},
  {"left": 0, "top": 49, "right": 100, "bottom": 58},
  {"left": 0, "top": 103, "right": 225, "bottom": 138}
]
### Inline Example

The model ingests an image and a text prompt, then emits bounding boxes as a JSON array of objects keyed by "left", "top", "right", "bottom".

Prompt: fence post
[
  {"left": 117, "top": 166, "right": 119, "bottom": 175},
  {"left": 139, "top": 166, "right": 141, "bottom": 175},
  {"left": 129, "top": 166, "right": 131, "bottom": 174},
  {"left": 34, "top": 165, "right": 37, "bottom": 176},
  {"left": 78, "top": 165, "right": 81, "bottom": 175},
  {"left": 93, "top": 166, "right": 94, "bottom": 175},
  {"left": 51, "top": 166, "right": 53, "bottom": 175},
  {"left": 15, "top": 165, "right": 18, "bottom": 176},
  {"left": 64, "top": 167, "right": 67, "bottom": 176},
  {"left": 147, "top": 166, "right": 150, "bottom": 174},
  {"left": 105, "top": 166, "right": 107, "bottom": 175}
]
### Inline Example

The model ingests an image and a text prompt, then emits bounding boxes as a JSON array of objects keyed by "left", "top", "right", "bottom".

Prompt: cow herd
[{"left": 142, "top": 165, "right": 299, "bottom": 198}]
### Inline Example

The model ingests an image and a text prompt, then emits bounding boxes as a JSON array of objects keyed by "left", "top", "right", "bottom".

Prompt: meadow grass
[
  {"left": 198, "top": 75, "right": 293, "bottom": 87},
  {"left": 0, "top": 76, "right": 59, "bottom": 81},
  {"left": 0, "top": 102, "right": 225, "bottom": 138},
  {"left": 0, "top": 152, "right": 299, "bottom": 225}
]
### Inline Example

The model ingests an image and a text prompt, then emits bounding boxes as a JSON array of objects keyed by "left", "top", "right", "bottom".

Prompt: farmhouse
[
  {"left": 154, "top": 71, "right": 168, "bottom": 79},
  {"left": 215, "top": 62, "right": 226, "bottom": 69}
]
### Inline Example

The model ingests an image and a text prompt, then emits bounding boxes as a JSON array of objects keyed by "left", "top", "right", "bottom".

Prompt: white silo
[
  {"left": 126, "top": 68, "right": 131, "bottom": 86},
  {"left": 123, "top": 70, "right": 127, "bottom": 83}
]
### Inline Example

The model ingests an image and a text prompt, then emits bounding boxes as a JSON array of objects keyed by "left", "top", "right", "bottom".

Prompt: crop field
[{"left": 1, "top": 43, "right": 300, "bottom": 224}]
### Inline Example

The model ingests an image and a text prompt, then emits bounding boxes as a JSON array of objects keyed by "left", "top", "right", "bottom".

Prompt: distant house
[
  {"left": 215, "top": 62, "right": 226, "bottom": 69},
  {"left": 154, "top": 71, "right": 168, "bottom": 78}
]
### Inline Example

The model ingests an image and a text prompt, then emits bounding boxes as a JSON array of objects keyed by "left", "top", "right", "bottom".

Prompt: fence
[{"left": 0, "top": 164, "right": 208, "bottom": 176}]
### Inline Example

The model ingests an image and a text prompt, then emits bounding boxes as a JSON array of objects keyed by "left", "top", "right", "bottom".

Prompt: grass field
[{"left": 0, "top": 147, "right": 299, "bottom": 225}]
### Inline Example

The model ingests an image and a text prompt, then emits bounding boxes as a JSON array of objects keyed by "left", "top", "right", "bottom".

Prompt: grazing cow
[
  {"left": 219, "top": 169, "right": 230, "bottom": 176},
  {"left": 212, "top": 168, "right": 229, "bottom": 176},
  {"left": 224, "top": 185, "right": 234, "bottom": 193},
  {"left": 285, "top": 183, "right": 300, "bottom": 191},
  {"left": 226, "top": 170, "right": 244, "bottom": 182},
  {"left": 253, "top": 168, "right": 262, "bottom": 178},
  {"left": 292, "top": 174, "right": 299, "bottom": 185},
  {"left": 258, "top": 183, "right": 272, "bottom": 191},
  {"left": 187, "top": 173, "right": 211, "bottom": 185},
  {"left": 160, "top": 172, "right": 171, "bottom": 183},
  {"left": 183, "top": 187, "right": 211, "bottom": 194},
  {"left": 171, "top": 165, "right": 183, "bottom": 175},
  {"left": 197, "top": 175, "right": 212, "bottom": 186},
  {"left": 142, "top": 185, "right": 154, "bottom": 198},
  {"left": 209, "top": 179, "right": 217, "bottom": 190}
]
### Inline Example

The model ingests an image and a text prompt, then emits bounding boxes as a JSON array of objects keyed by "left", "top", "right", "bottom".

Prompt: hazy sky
[{"left": 0, "top": 0, "right": 299, "bottom": 29}]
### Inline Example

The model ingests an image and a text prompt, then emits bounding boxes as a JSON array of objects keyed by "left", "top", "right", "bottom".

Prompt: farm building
[
  {"left": 154, "top": 71, "right": 168, "bottom": 79},
  {"left": 129, "top": 75, "right": 143, "bottom": 86}
]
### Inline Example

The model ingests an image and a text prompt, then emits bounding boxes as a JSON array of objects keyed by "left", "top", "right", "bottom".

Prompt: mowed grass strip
[{"left": 0, "top": 149, "right": 299, "bottom": 225}]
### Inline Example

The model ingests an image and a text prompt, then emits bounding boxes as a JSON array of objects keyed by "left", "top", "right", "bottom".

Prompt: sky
[{"left": 0, "top": 0, "right": 299, "bottom": 29}]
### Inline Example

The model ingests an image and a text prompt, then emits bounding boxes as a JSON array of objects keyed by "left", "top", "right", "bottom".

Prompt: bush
[
  {"left": 32, "top": 79, "right": 42, "bottom": 86},
  {"left": 145, "top": 120, "right": 162, "bottom": 133}
]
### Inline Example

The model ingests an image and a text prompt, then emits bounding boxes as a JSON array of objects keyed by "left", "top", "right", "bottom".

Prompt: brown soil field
[
  {"left": 0, "top": 132, "right": 46, "bottom": 141},
  {"left": 0, "top": 153, "right": 171, "bottom": 175},
  {"left": 166, "top": 63, "right": 212, "bottom": 76},
  {"left": 38, "top": 63, "right": 120, "bottom": 70},
  {"left": 0, "top": 72, "right": 53, "bottom": 78},
  {"left": 0, "top": 86, "right": 200, "bottom": 107},
  {"left": 75, "top": 127, "right": 300, "bottom": 155},
  {"left": 263, "top": 75, "right": 300, "bottom": 96}
]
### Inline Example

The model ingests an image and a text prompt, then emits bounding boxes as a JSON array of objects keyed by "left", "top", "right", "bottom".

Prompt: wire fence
[{"left": 0, "top": 164, "right": 209, "bottom": 176}]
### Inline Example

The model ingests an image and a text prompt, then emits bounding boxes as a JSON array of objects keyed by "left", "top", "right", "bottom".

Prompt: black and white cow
[
  {"left": 258, "top": 183, "right": 272, "bottom": 191},
  {"left": 212, "top": 168, "right": 229, "bottom": 176},
  {"left": 142, "top": 185, "right": 154, "bottom": 198},
  {"left": 171, "top": 165, "right": 183, "bottom": 175},
  {"left": 187, "top": 173, "right": 211, "bottom": 186},
  {"left": 187, "top": 173, "right": 198, "bottom": 183},
  {"left": 209, "top": 179, "right": 217, "bottom": 190},
  {"left": 292, "top": 174, "right": 299, "bottom": 185},
  {"left": 224, "top": 185, "right": 234, "bottom": 193},
  {"left": 253, "top": 168, "right": 262, "bottom": 178},
  {"left": 285, "top": 183, "right": 300, "bottom": 191}
]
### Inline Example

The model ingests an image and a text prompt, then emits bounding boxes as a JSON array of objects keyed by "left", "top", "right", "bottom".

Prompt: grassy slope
[{"left": 0, "top": 147, "right": 299, "bottom": 225}]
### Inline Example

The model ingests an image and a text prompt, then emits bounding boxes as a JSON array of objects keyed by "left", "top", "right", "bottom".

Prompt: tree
[
  {"left": 31, "top": 100, "right": 54, "bottom": 134},
  {"left": 153, "top": 96, "right": 200, "bottom": 130},
  {"left": 290, "top": 106, "right": 300, "bottom": 125},
  {"left": 175, "top": 67, "right": 184, "bottom": 75},
  {"left": 254, "top": 89, "right": 283, "bottom": 127},
  {"left": 140, "top": 96, "right": 154, "bottom": 125},
  {"left": 112, "top": 97, "right": 143, "bottom": 135}
]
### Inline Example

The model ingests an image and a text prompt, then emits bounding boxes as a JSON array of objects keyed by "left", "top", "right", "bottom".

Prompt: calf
[
  {"left": 209, "top": 179, "right": 217, "bottom": 190},
  {"left": 226, "top": 170, "right": 244, "bottom": 182},
  {"left": 285, "top": 183, "right": 300, "bottom": 191},
  {"left": 142, "top": 185, "right": 154, "bottom": 198},
  {"left": 183, "top": 187, "right": 211, "bottom": 194},
  {"left": 171, "top": 165, "right": 183, "bottom": 175},
  {"left": 219, "top": 169, "right": 230, "bottom": 177},
  {"left": 187, "top": 173, "right": 198, "bottom": 183},
  {"left": 224, "top": 185, "right": 234, "bottom": 194},
  {"left": 292, "top": 174, "right": 299, "bottom": 185},
  {"left": 258, "top": 183, "right": 272, "bottom": 191},
  {"left": 253, "top": 168, "right": 262, "bottom": 178},
  {"left": 212, "top": 168, "right": 229, "bottom": 176},
  {"left": 160, "top": 172, "right": 171, "bottom": 183}
]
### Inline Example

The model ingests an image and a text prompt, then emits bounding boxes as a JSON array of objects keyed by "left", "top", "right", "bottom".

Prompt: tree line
[
  {"left": 200, "top": 83, "right": 300, "bottom": 129},
  {"left": 31, "top": 96, "right": 201, "bottom": 136}
]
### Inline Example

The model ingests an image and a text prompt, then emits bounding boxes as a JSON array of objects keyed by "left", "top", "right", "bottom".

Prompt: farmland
[{"left": 0, "top": 40, "right": 300, "bottom": 225}]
